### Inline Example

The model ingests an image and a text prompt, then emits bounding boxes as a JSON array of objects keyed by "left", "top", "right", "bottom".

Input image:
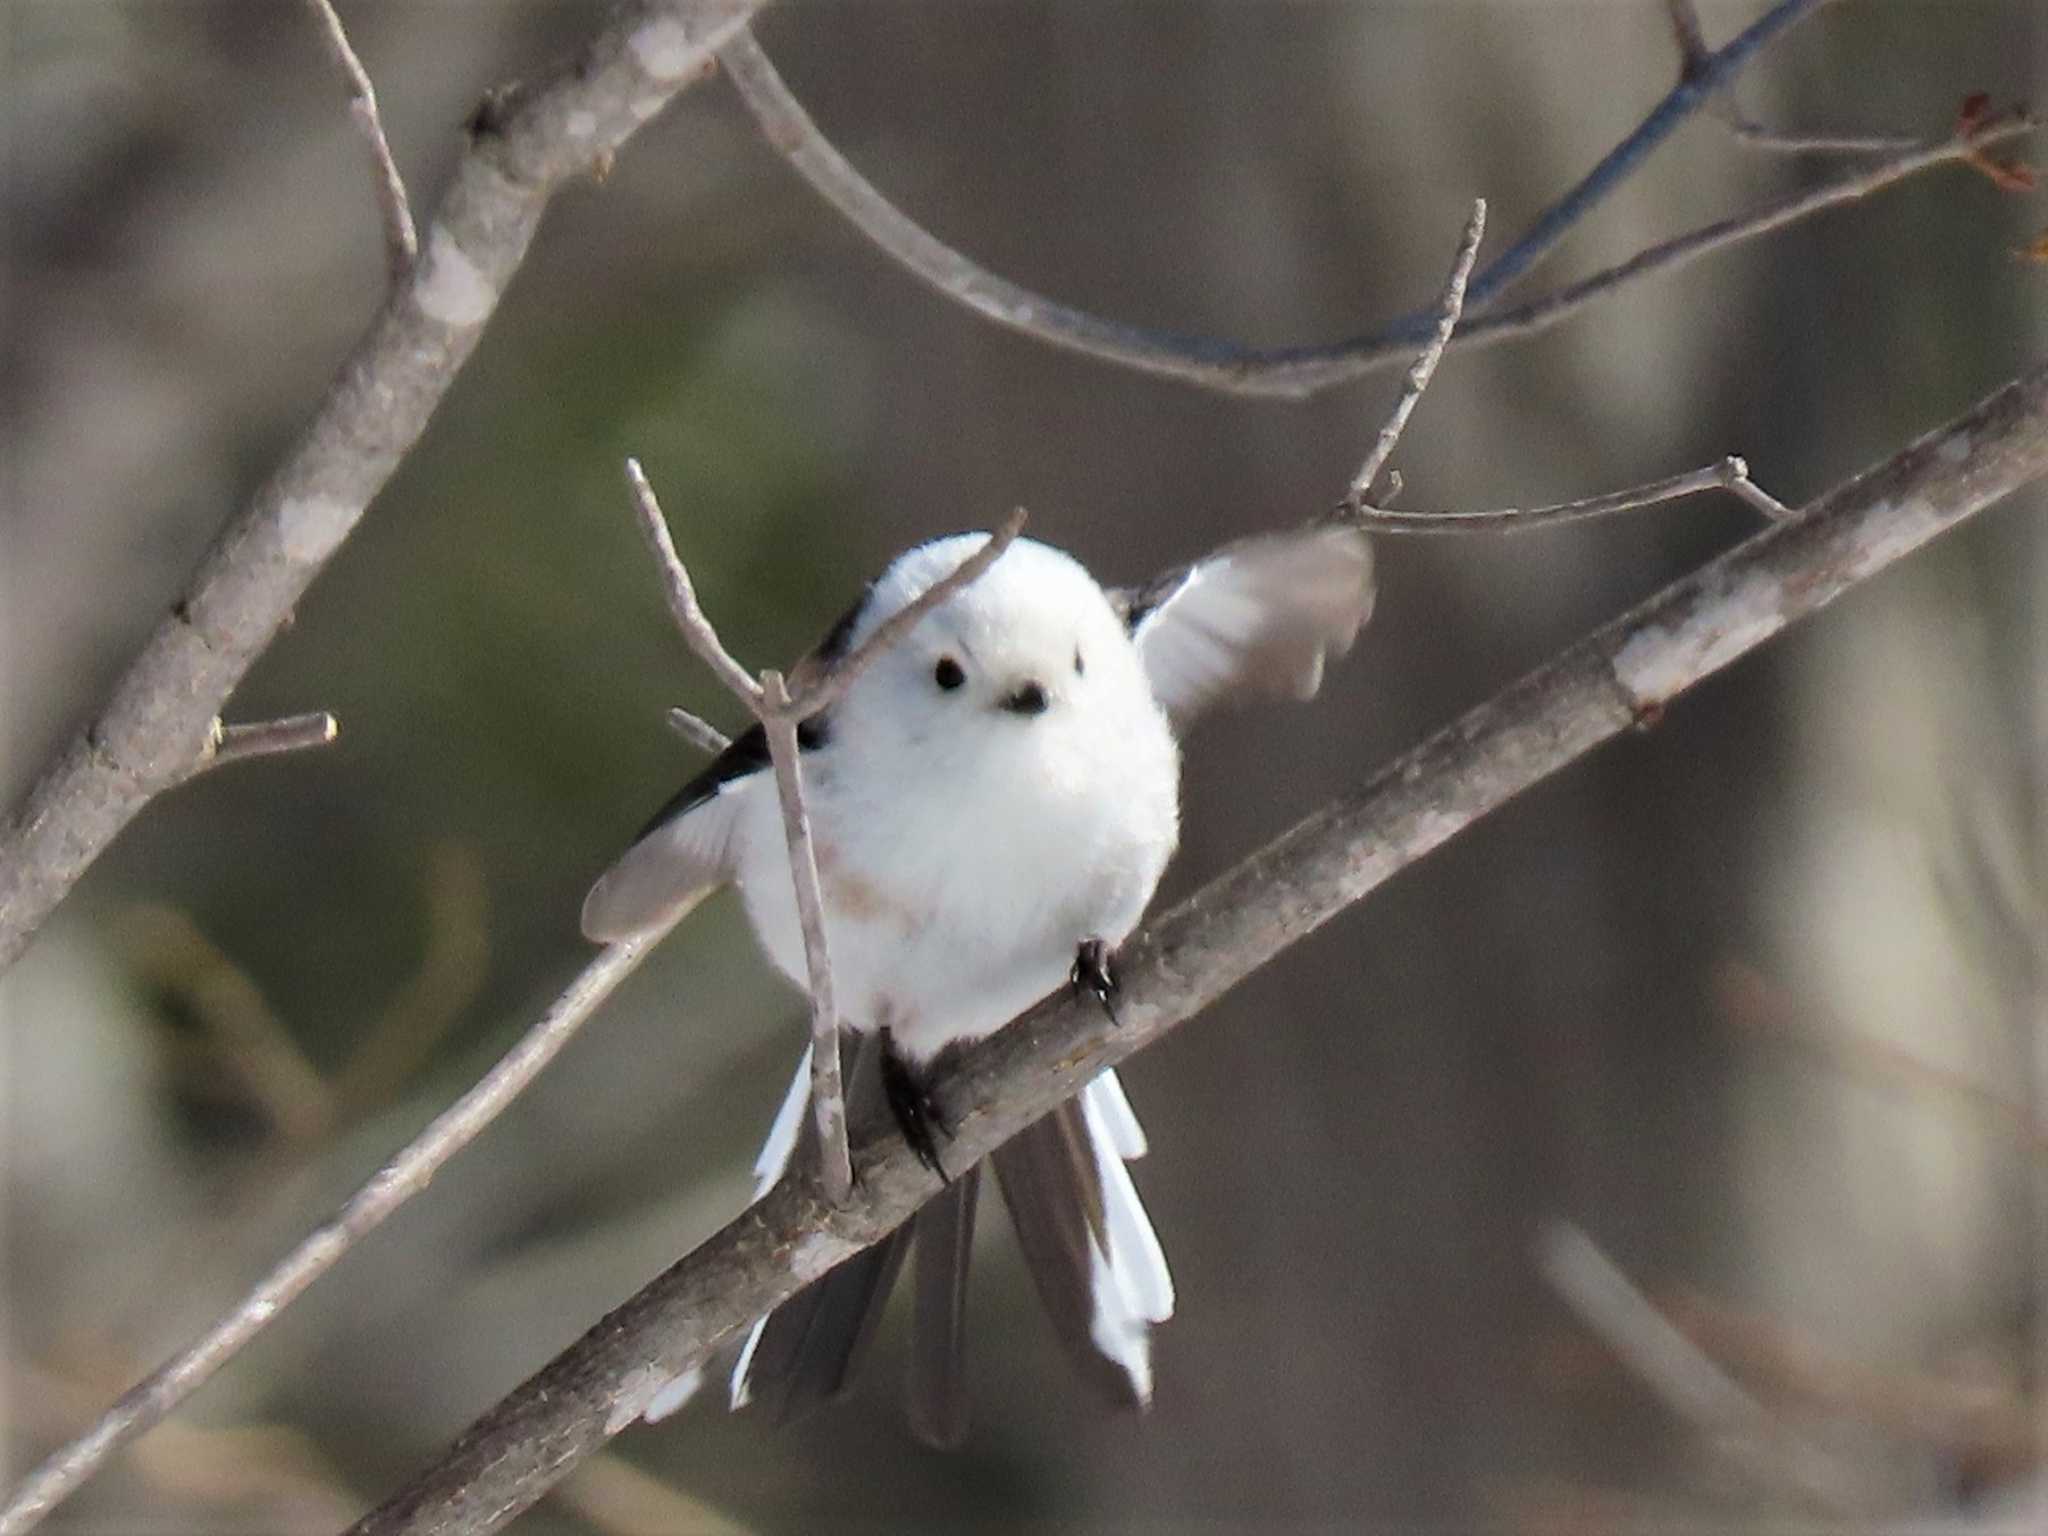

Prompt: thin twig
[
  {"left": 1661, "top": 0, "right": 1921, "bottom": 155},
  {"left": 341, "top": 360, "right": 2048, "bottom": 1536},
  {"left": 665, "top": 706, "right": 732, "bottom": 755},
  {"left": 1347, "top": 199, "right": 1486, "bottom": 509},
  {"left": 1456, "top": 110, "right": 2034, "bottom": 357},
  {"left": 1536, "top": 1221, "right": 1862, "bottom": 1512},
  {"left": 624, "top": 459, "right": 763, "bottom": 706},
  {"left": 0, "top": 932, "right": 672, "bottom": 1536},
  {"left": 300, "top": 0, "right": 418, "bottom": 282},
  {"left": 1726, "top": 120, "right": 1927, "bottom": 155},
  {"left": 1350, "top": 456, "right": 1791, "bottom": 534},
  {"left": 0, "top": 0, "right": 773, "bottom": 976},
  {"left": 761, "top": 671, "right": 853, "bottom": 1203},
  {"left": 719, "top": 4, "right": 1824, "bottom": 399},
  {"left": 792, "top": 508, "right": 1028, "bottom": 708},
  {"left": 184, "top": 711, "right": 340, "bottom": 780}
]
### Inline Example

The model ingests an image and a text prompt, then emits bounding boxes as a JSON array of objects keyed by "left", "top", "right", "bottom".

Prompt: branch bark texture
[
  {"left": 0, "top": 0, "right": 768, "bottom": 973},
  {"left": 350, "top": 362, "right": 2048, "bottom": 1536}
]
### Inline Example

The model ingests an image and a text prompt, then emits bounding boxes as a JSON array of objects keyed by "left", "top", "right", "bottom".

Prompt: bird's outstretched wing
[
  {"left": 579, "top": 725, "right": 769, "bottom": 942},
  {"left": 1115, "top": 524, "right": 1375, "bottom": 732}
]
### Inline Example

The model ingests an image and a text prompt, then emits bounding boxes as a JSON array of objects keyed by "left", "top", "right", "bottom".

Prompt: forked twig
[
  {"left": 1661, "top": 0, "right": 1922, "bottom": 155},
  {"left": 301, "top": 0, "right": 417, "bottom": 281},
  {"left": 1330, "top": 212, "right": 1796, "bottom": 537},
  {"left": 1351, "top": 456, "right": 1794, "bottom": 535},
  {"left": 623, "top": 458, "right": 1024, "bottom": 1202}
]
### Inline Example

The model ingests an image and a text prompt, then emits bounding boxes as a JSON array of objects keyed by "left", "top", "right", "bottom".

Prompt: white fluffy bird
[{"left": 584, "top": 524, "right": 1373, "bottom": 1445}]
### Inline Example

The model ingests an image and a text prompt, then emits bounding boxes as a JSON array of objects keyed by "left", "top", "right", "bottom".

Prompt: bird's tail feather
[
  {"left": 990, "top": 1074, "right": 1174, "bottom": 1409},
  {"left": 721, "top": 1043, "right": 1173, "bottom": 1434},
  {"left": 906, "top": 1169, "right": 981, "bottom": 1447}
]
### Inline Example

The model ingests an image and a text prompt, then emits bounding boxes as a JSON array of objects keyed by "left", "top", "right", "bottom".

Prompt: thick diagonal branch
[
  {"left": 0, "top": 0, "right": 769, "bottom": 975},
  {"left": 347, "top": 361, "right": 2048, "bottom": 1536}
]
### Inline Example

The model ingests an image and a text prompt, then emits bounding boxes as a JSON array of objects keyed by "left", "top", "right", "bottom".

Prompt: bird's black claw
[
  {"left": 878, "top": 1027, "right": 952, "bottom": 1183},
  {"left": 1071, "top": 939, "right": 1121, "bottom": 1026}
]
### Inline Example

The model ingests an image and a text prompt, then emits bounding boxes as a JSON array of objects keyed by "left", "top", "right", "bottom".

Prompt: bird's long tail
[{"left": 694, "top": 1039, "right": 1173, "bottom": 1445}]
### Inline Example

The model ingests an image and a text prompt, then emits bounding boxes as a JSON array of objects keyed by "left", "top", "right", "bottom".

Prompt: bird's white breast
[{"left": 731, "top": 676, "right": 1179, "bottom": 1062}]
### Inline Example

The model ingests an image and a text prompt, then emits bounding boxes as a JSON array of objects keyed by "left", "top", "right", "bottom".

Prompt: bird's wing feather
[
  {"left": 1117, "top": 525, "right": 1375, "bottom": 732},
  {"left": 579, "top": 724, "right": 769, "bottom": 942}
]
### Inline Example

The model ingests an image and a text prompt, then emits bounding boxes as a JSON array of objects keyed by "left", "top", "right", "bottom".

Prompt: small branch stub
[
  {"left": 187, "top": 712, "right": 340, "bottom": 780},
  {"left": 665, "top": 707, "right": 732, "bottom": 756}
]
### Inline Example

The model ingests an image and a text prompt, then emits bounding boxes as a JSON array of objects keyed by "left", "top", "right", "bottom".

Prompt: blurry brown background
[{"left": 4, "top": 2, "right": 2045, "bottom": 1531}]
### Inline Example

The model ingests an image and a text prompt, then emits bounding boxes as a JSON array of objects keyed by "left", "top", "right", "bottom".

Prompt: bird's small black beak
[{"left": 999, "top": 680, "right": 1050, "bottom": 717}]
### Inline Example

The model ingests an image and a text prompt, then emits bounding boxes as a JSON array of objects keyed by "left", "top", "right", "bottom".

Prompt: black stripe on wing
[
  {"left": 627, "top": 580, "right": 870, "bottom": 844},
  {"left": 1108, "top": 564, "right": 1195, "bottom": 637}
]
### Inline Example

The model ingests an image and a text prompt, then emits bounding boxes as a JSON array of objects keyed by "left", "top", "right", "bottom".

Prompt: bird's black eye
[
  {"left": 1073, "top": 648, "right": 1085, "bottom": 677},
  {"left": 933, "top": 656, "right": 966, "bottom": 692}
]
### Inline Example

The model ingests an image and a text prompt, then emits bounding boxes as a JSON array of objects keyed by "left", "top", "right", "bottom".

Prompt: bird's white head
[{"left": 839, "top": 534, "right": 1161, "bottom": 761}]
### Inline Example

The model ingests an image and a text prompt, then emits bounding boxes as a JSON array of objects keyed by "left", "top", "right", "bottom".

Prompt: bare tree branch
[
  {"left": 301, "top": 0, "right": 418, "bottom": 282},
  {"left": 0, "top": 0, "right": 770, "bottom": 976},
  {"left": 621, "top": 461, "right": 1027, "bottom": 1202},
  {"left": 1352, "top": 456, "right": 1793, "bottom": 535},
  {"left": 1347, "top": 199, "right": 1487, "bottom": 509},
  {"left": 344, "top": 359, "right": 2048, "bottom": 1536},
  {"left": 0, "top": 931, "right": 673, "bottom": 1535},
  {"left": 1535, "top": 1220, "right": 1862, "bottom": 1512},
  {"left": 716, "top": 4, "right": 2028, "bottom": 400}
]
